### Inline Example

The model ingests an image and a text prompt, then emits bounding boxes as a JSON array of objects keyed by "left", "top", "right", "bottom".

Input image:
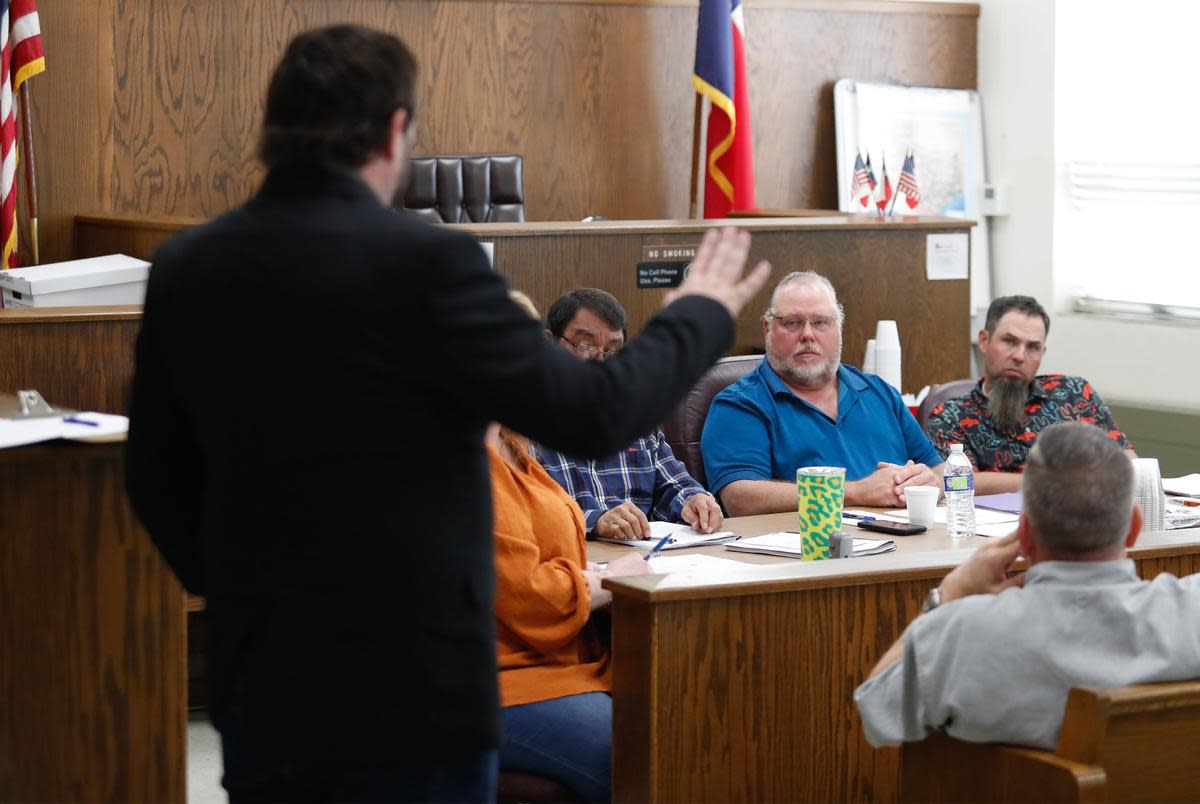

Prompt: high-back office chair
[
  {"left": 395, "top": 154, "right": 526, "bottom": 223},
  {"left": 662, "top": 354, "right": 762, "bottom": 490},
  {"left": 898, "top": 680, "right": 1200, "bottom": 803},
  {"left": 916, "top": 377, "right": 977, "bottom": 435}
]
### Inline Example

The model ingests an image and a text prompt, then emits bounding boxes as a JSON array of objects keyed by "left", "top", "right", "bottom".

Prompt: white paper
[
  {"left": 852, "top": 506, "right": 1018, "bottom": 526},
  {"left": 648, "top": 554, "right": 752, "bottom": 575},
  {"left": 596, "top": 520, "right": 738, "bottom": 550},
  {"left": 479, "top": 241, "right": 495, "bottom": 268},
  {"left": 0, "top": 412, "right": 128, "bottom": 449},
  {"left": 926, "top": 233, "right": 969, "bottom": 280},
  {"left": 1164, "top": 474, "right": 1200, "bottom": 497}
]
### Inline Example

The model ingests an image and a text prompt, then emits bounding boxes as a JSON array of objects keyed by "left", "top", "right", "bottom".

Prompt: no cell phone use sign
[{"left": 637, "top": 244, "right": 698, "bottom": 289}]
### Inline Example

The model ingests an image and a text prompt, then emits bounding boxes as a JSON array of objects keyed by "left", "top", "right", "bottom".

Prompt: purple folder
[{"left": 975, "top": 492, "right": 1023, "bottom": 514}]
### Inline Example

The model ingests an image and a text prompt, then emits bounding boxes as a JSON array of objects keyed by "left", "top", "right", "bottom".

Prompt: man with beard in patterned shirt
[{"left": 927, "top": 295, "right": 1134, "bottom": 494}]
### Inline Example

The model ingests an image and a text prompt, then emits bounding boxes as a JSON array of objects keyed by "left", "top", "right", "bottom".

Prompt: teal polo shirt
[{"left": 701, "top": 361, "right": 943, "bottom": 495}]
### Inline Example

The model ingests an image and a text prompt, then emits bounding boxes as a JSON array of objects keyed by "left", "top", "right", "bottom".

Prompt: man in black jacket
[{"left": 125, "top": 24, "right": 768, "bottom": 803}]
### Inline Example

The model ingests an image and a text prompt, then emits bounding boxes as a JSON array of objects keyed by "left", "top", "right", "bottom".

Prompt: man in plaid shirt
[{"left": 537, "top": 289, "right": 724, "bottom": 540}]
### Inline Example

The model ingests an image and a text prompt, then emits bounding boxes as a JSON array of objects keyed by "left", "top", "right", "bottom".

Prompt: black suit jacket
[{"left": 125, "top": 166, "right": 733, "bottom": 766}]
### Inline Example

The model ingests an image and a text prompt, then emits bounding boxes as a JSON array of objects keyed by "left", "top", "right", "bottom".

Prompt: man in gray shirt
[{"left": 854, "top": 422, "right": 1200, "bottom": 750}]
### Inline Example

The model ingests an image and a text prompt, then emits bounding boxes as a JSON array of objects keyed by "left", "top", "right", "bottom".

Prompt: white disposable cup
[
  {"left": 905, "top": 485, "right": 939, "bottom": 528},
  {"left": 874, "top": 320, "right": 901, "bottom": 349},
  {"left": 863, "top": 339, "right": 877, "bottom": 374}
]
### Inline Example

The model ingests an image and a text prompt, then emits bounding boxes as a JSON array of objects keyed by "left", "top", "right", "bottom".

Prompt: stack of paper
[
  {"left": 725, "top": 532, "right": 895, "bottom": 559},
  {"left": 1164, "top": 474, "right": 1200, "bottom": 498},
  {"left": 597, "top": 520, "right": 738, "bottom": 550},
  {"left": 0, "top": 413, "right": 128, "bottom": 449}
]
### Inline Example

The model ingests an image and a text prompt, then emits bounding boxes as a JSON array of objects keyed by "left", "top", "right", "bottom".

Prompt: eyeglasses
[
  {"left": 560, "top": 336, "right": 620, "bottom": 361},
  {"left": 764, "top": 313, "right": 838, "bottom": 334}
]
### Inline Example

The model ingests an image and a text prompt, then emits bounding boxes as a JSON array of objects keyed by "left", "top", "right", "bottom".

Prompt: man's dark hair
[
  {"left": 546, "top": 288, "right": 629, "bottom": 339},
  {"left": 985, "top": 295, "right": 1051, "bottom": 337},
  {"left": 1023, "top": 422, "right": 1134, "bottom": 556},
  {"left": 259, "top": 25, "right": 418, "bottom": 170}
]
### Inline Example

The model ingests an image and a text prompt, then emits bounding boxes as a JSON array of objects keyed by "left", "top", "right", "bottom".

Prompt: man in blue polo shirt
[{"left": 702, "top": 271, "right": 943, "bottom": 516}]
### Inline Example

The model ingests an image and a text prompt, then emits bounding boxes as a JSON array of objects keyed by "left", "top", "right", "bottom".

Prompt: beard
[
  {"left": 987, "top": 375, "right": 1031, "bottom": 431},
  {"left": 768, "top": 338, "right": 841, "bottom": 389}
]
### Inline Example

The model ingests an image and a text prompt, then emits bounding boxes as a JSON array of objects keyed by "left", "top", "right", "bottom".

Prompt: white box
[{"left": 0, "top": 254, "right": 150, "bottom": 308}]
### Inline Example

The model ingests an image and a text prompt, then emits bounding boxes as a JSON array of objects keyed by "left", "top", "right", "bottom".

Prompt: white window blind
[{"left": 1055, "top": 1, "right": 1200, "bottom": 313}]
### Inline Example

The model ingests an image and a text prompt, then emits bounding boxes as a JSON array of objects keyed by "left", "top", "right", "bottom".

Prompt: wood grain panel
[
  {"left": 0, "top": 443, "right": 185, "bottom": 802},
  {"left": 0, "top": 308, "right": 141, "bottom": 413},
  {"left": 30, "top": 0, "right": 976, "bottom": 265},
  {"left": 74, "top": 213, "right": 975, "bottom": 389},
  {"left": 607, "top": 518, "right": 1200, "bottom": 802}
]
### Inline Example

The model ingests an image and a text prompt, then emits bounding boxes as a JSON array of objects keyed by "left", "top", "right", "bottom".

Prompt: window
[{"left": 1055, "top": 1, "right": 1200, "bottom": 315}]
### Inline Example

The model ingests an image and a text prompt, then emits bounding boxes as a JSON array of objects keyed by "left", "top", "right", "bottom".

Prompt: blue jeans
[
  {"left": 500, "top": 691, "right": 611, "bottom": 803},
  {"left": 220, "top": 728, "right": 497, "bottom": 803}
]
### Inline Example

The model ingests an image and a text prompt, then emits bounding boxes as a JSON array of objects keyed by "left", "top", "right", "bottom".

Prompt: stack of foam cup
[
  {"left": 1132, "top": 457, "right": 1166, "bottom": 532},
  {"left": 874, "top": 320, "right": 902, "bottom": 392},
  {"left": 862, "top": 339, "right": 877, "bottom": 374}
]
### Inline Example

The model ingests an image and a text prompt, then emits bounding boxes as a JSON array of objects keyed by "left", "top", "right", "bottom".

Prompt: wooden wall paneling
[
  {"left": 0, "top": 444, "right": 185, "bottom": 802},
  {"left": 29, "top": 1, "right": 976, "bottom": 265},
  {"left": 26, "top": 0, "right": 114, "bottom": 266},
  {"left": 0, "top": 309, "right": 141, "bottom": 413}
]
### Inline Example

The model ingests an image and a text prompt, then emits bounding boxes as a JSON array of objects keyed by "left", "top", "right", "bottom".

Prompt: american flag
[
  {"left": 897, "top": 151, "right": 921, "bottom": 209},
  {"left": 1, "top": 0, "right": 44, "bottom": 269},
  {"left": 850, "top": 153, "right": 872, "bottom": 208},
  {"left": 874, "top": 156, "right": 893, "bottom": 211}
]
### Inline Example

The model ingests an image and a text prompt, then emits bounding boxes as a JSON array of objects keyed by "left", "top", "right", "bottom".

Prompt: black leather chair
[
  {"left": 396, "top": 153, "right": 525, "bottom": 223},
  {"left": 662, "top": 354, "right": 763, "bottom": 490},
  {"left": 916, "top": 377, "right": 977, "bottom": 435}
]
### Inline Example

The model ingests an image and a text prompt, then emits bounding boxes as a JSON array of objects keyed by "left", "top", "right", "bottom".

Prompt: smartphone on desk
[{"left": 856, "top": 520, "right": 927, "bottom": 536}]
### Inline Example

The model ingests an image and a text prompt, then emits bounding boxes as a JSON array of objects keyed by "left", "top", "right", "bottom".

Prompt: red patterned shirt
[{"left": 927, "top": 375, "right": 1131, "bottom": 472}]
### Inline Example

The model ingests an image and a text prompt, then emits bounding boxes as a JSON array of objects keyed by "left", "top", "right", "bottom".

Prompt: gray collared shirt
[{"left": 854, "top": 559, "right": 1200, "bottom": 750}]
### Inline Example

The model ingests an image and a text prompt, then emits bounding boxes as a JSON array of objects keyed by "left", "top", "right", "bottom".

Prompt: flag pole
[
  {"left": 19, "top": 85, "right": 39, "bottom": 265},
  {"left": 886, "top": 149, "right": 908, "bottom": 218},
  {"left": 689, "top": 94, "right": 703, "bottom": 219}
]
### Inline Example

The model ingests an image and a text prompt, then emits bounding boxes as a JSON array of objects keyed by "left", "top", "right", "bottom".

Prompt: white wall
[{"left": 972, "top": 0, "right": 1200, "bottom": 413}]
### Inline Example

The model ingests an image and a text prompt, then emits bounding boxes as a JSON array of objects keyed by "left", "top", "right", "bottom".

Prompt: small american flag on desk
[{"left": 896, "top": 151, "right": 922, "bottom": 209}]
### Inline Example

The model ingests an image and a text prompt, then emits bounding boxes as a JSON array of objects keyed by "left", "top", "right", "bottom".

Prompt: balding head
[{"left": 1022, "top": 422, "right": 1137, "bottom": 559}]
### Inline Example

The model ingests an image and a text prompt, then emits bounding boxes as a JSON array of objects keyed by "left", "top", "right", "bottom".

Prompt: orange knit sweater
[{"left": 489, "top": 445, "right": 611, "bottom": 708}]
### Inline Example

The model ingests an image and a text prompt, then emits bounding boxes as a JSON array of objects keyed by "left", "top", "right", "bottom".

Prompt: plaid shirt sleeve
[
  {"left": 646, "top": 429, "right": 710, "bottom": 524},
  {"left": 535, "top": 444, "right": 609, "bottom": 531}
]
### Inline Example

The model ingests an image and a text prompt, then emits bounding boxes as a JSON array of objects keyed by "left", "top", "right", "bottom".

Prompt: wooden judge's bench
[{"left": 0, "top": 212, "right": 972, "bottom": 802}]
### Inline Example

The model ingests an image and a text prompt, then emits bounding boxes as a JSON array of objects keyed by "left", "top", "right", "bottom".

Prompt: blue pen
[
  {"left": 644, "top": 534, "right": 675, "bottom": 561},
  {"left": 842, "top": 513, "right": 875, "bottom": 521},
  {"left": 63, "top": 416, "right": 99, "bottom": 427}
]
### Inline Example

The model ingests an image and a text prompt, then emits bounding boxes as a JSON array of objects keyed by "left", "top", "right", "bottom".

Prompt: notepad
[
  {"left": 1164, "top": 474, "right": 1200, "bottom": 498},
  {"left": 596, "top": 520, "right": 738, "bottom": 550},
  {"left": 725, "top": 532, "right": 896, "bottom": 559}
]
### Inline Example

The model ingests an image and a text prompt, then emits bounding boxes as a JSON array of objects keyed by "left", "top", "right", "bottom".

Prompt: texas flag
[
  {"left": 874, "top": 156, "right": 893, "bottom": 212},
  {"left": 693, "top": 0, "right": 755, "bottom": 218}
]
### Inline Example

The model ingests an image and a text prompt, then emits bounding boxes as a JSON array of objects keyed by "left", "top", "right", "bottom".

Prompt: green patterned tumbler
[{"left": 796, "top": 466, "right": 847, "bottom": 561}]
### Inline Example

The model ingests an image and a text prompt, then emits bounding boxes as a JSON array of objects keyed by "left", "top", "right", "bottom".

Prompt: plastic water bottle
[{"left": 943, "top": 443, "right": 976, "bottom": 539}]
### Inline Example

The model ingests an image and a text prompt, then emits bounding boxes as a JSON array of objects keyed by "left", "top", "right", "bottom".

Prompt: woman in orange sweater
[{"left": 487, "top": 420, "right": 649, "bottom": 803}]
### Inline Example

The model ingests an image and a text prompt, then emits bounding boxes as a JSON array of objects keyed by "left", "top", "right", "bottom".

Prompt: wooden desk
[
  {"left": 0, "top": 440, "right": 186, "bottom": 802},
  {"left": 75, "top": 213, "right": 974, "bottom": 390},
  {"left": 598, "top": 515, "right": 1200, "bottom": 803}
]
